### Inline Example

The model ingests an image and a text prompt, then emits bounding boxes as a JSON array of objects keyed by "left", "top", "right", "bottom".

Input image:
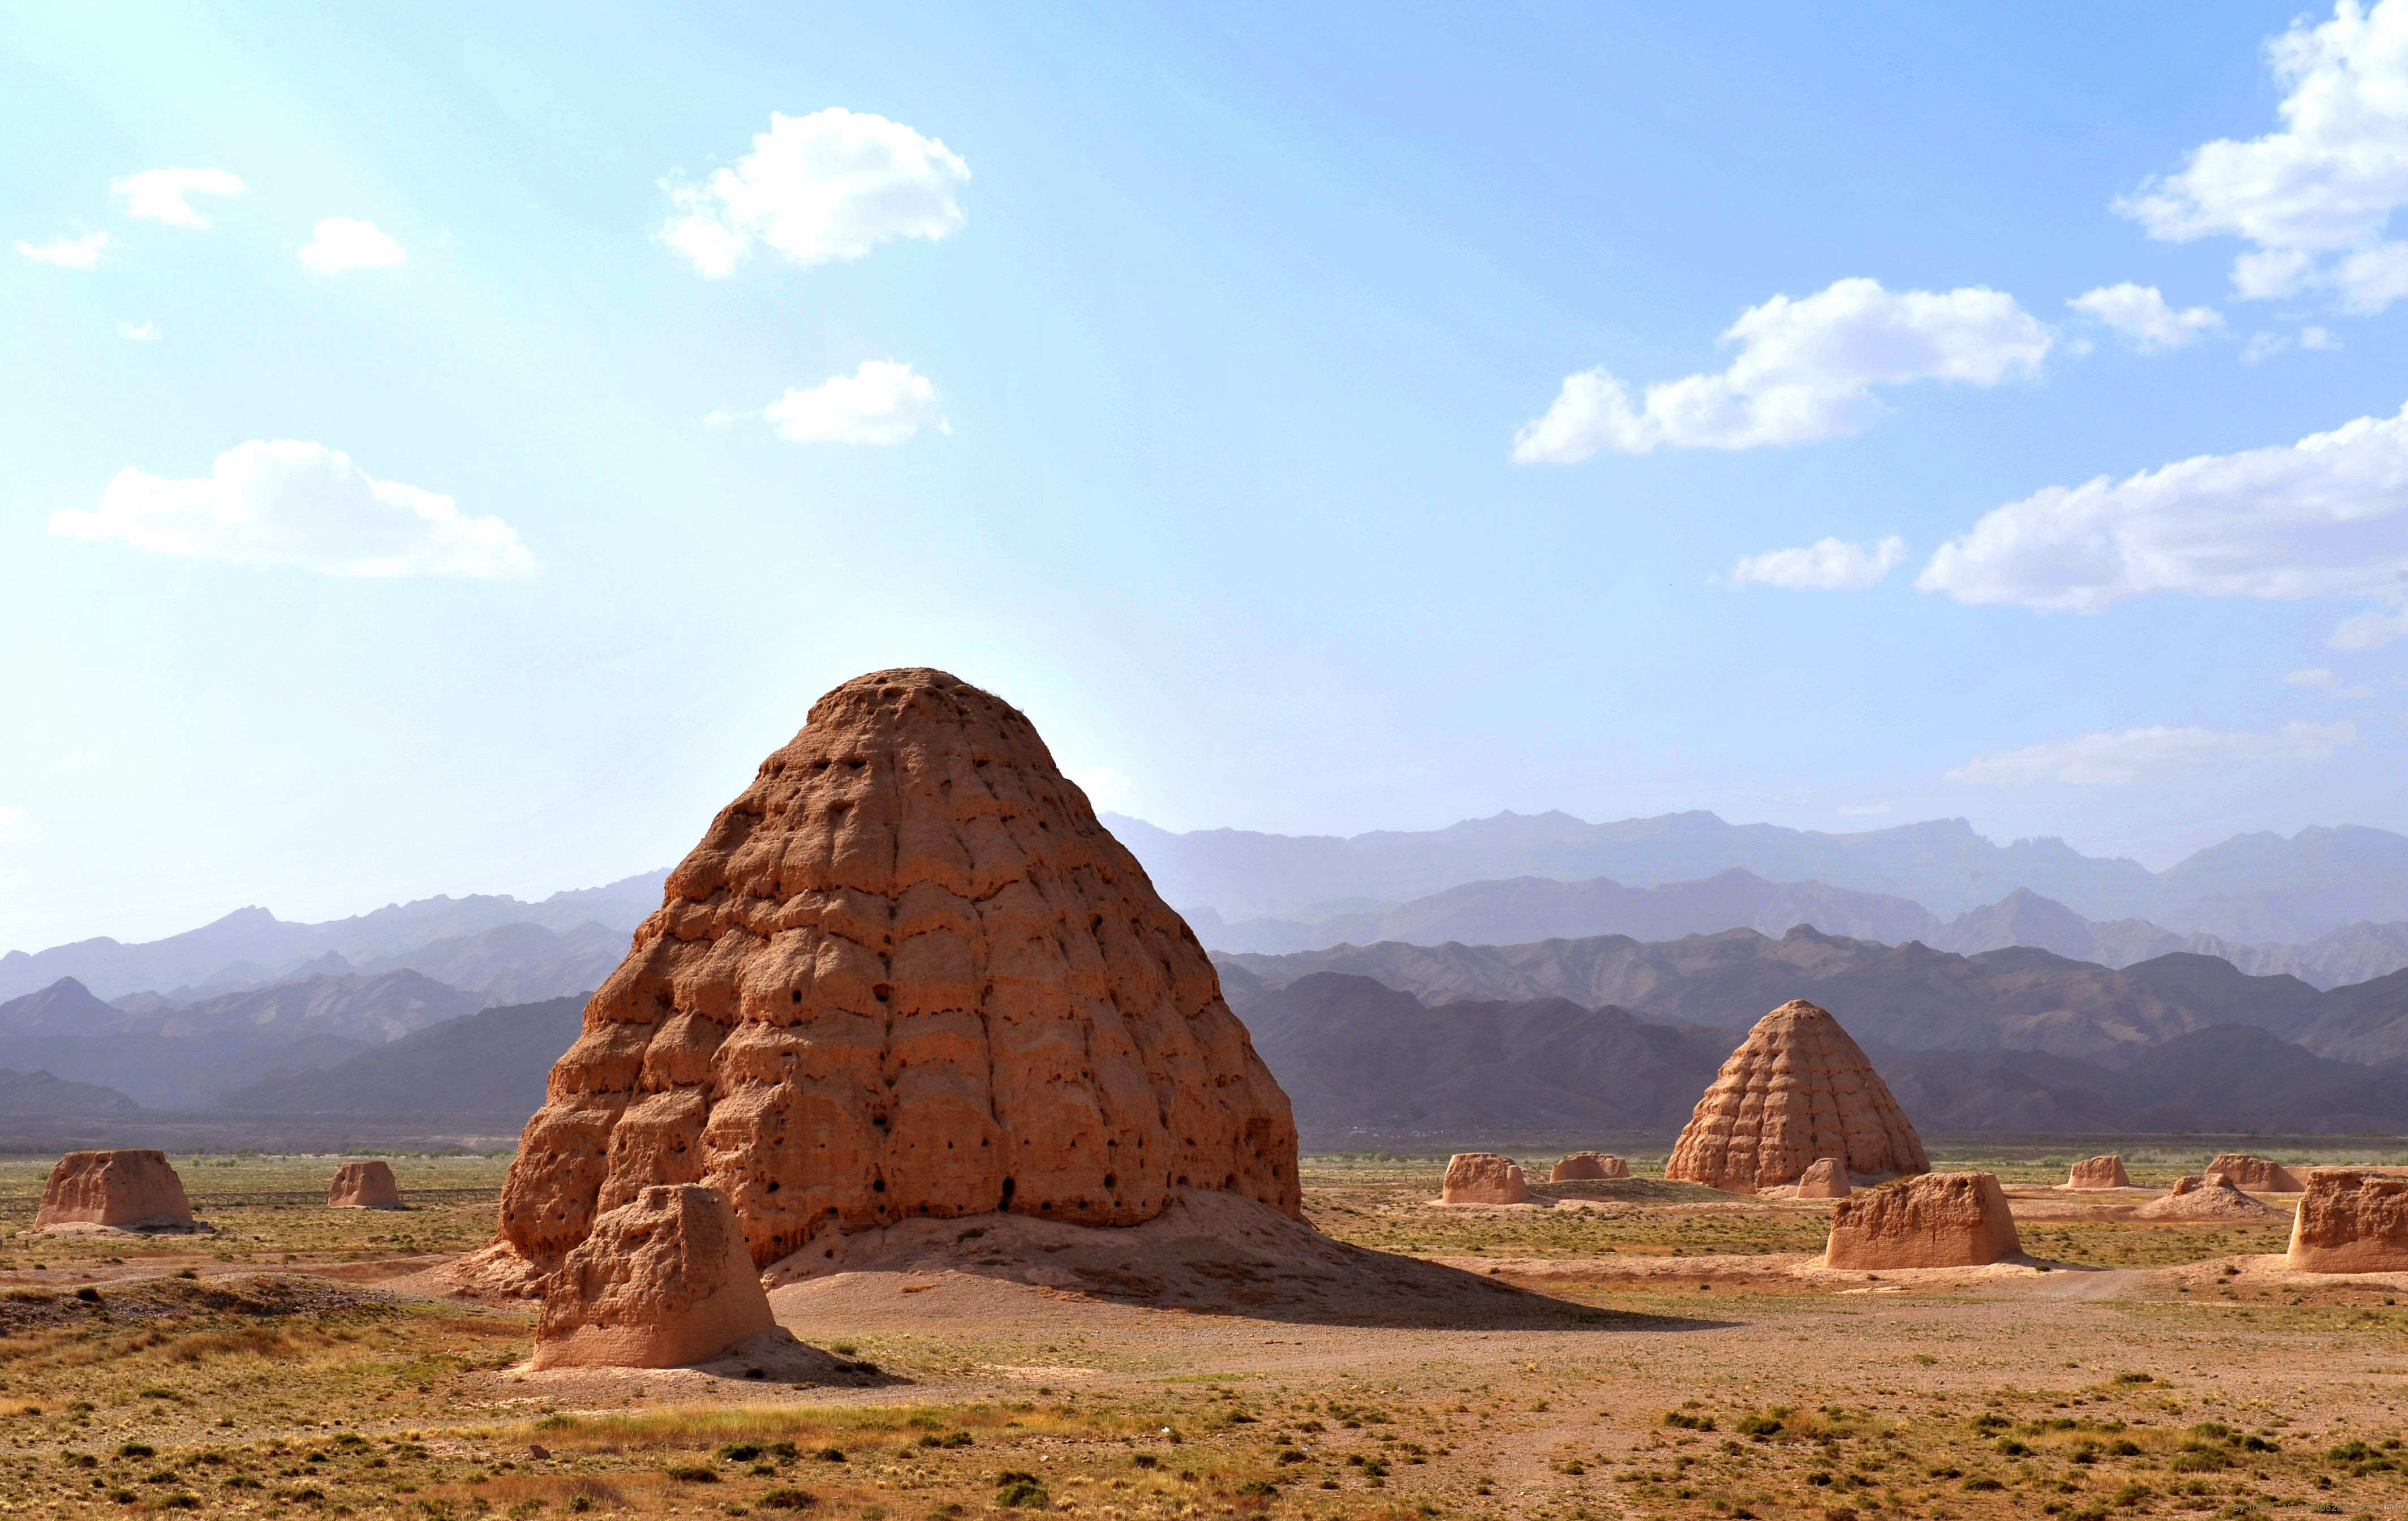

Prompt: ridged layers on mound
[
  {"left": 2288, "top": 1170, "right": 2408, "bottom": 1273},
  {"left": 1825, "top": 1171, "right": 2019, "bottom": 1270},
  {"left": 1666, "top": 1000, "right": 1928, "bottom": 1195},
  {"left": 36, "top": 1150, "right": 194, "bottom": 1231},
  {"left": 497, "top": 669, "right": 1300, "bottom": 1273},
  {"left": 2208, "top": 1154, "right": 2303, "bottom": 1192},
  {"left": 532, "top": 1185, "right": 775, "bottom": 1369},
  {"left": 2067, "top": 1155, "right": 2130, "bottom": 1190},
  {"left": 1549, "top": 1152, "right": 1627, "bottom": 1183},
  {"left": 1442, "top": 1154, "right": 1529, "bottom": 1204}
]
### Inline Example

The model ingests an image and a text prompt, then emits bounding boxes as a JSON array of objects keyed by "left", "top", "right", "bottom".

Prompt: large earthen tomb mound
[
  {"left": 2288, "top": 1169, "right": 2408, "bottom": 1273},
  {"left": 492, "top": 669, "right": 1300, "bottom": 1288},
  {"left": 1667, "top": 1000, "right": 1927, "bottom": 1195},
  {"left": 36, "top": 1150, "right": 195, "bottom": 1232},
  {"left": 1825, "top": 1171, "right": 2020, "bottom": 1270}
]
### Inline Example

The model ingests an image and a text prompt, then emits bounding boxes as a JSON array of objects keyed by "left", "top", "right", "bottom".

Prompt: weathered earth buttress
[{"left": 494, "top": 669, "right": 1300, "bottom": 1274}]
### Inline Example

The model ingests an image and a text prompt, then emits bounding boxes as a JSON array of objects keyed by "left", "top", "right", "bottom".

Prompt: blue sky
[{"left": 4, "top": 1, "right": 2405, "bottom": 949}]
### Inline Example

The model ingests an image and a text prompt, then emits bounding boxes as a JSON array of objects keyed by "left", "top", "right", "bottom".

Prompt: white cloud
[
  {"left": 117, "top": 320, "right": 161, "bottom": 341},
  {"left": 297, "top": 217, "right": 407, "bottom": 273},
  {"left": 15, "top": 230, "right": 116, "bottom": 269},
  {"left": 2066, "top": 283, "right": 2225, "bottom": 351},
  {"left": 2331, "top": 601, "right": 2408, "bottom": 648},
  {"left": 2241, "top": 330, "right": 2291, "bottom": 363},
  {"left": 2302, "top": 324, "right": 2341, "bottom": 349},
  {"left": 660, "top": 108, "right": 969, "bottom": 277},
  {"left": 1949, "top": 721, "right": 2358, "bottom": 785},
  {"left": 0, "top": 807, "right": 35, "bottom": 845},
  {"left": 112, "top": 167, "right": 247, "bottom": 228},
  {"left": 1070, "top": 767, "right": 1134, "bottom": 812},
  {"left": 1511, "top": 278, "right": 2053, "bottom": 460},
  {"left": 49, "top": 440, "right": 537, "bottom": 579},
  {"left": 2115, "top": 0, "right": 2408, "bottom": 311},
  {"left": 1730, "top": 535, "right": 1907, "bottom": 591},
  {"left": 761, "top": 361, "right": 949, "bottom": 445},
  {"left": 1917, "top": 402, "right": 2408, "bottom": 643},
  {"left": 2285, "top": 665, "right": 2376, "bottom": 696}
]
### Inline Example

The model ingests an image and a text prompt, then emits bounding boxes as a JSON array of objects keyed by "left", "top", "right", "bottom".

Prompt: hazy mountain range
[
  {"left": 1229, "top": 970, "right": 2408, "bottom": 1143},
  {"left": 0, "top": 870, "right": 663, "bottom": 1002},
  {"left": 6, "top": 810, "right": 2408, "bottom": 1137},
  {"left": 1219, "top": 927, "right": 2408, "bottom": 1066},
  {"left": 1110, "top": 810, "right": 2408, "bottom": 942},
  {"left": 1191, "top": 871, "right": 2408, "bottom": 990}
]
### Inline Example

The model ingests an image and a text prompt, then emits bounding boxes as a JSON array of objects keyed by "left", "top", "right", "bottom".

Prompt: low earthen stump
[
  {"left": 35, "top": 1150, "right": 195, "bottom": 1231},
  {"left": 2208, "top": 1154, "right": 2303, "bottom": 1192},
  {"left": 2135, "top": 1174, "right": 2277, "bottom": 1221},
  {"left": 1442, "top": 1153, "right": 1530, "bottom": 1205},
  {"left": 2287, "top": 1169, "right": 2408, "bottom": 1273},
  {"left": 1796, "top": 1157, "right": 1850, "bottom": 1199},
  {"left": 2067, "top": 1155, "right": 2130, "bottom": 1189},
  {"left": 1825, "top": 1171, "right": 2020, "bottom": 1270},
  {"left": 1549, "top": 1152, "right": 1628, "bottom": 1183},
  {"left": 328, "top": 1161, "right": 403, "bottom": 1210},
  {"left": 531, "top": 1184, "right": 775, "bottom": 1369}
]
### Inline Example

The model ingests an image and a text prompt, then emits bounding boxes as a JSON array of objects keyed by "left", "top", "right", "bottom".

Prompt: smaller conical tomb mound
[
  {"left": 1666, "top": 999, "right": 1927, "bottom": 1195},
  {"left": 493, "top": 668, "right": 1300, "bottom": 1277}
]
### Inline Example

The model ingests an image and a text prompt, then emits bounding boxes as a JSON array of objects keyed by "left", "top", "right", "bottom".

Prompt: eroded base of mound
[
  {"left": 403, "top": 1239, "right": 549, "bottom": 1304},
  {"left": 764, "top": 1188, "right": 1602, "bottom": 1329}
]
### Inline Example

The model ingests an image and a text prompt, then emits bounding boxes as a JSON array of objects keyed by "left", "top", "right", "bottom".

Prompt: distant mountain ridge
[
  {"left": 216, "top": 994, "right": 585, "bottom": 1115},
  {"left": 1222, "top": 971, "right": 2408, "bottom": 1142},
  {"left": 1191, "top": 870, "right": 2408, "bottom": 990},
  {"left": 0, "top": 869, "right": 666, "bottom": 1002},
  {"left": 1219, "top": 926, "right": 2408, "bottom": 1067},
  {"left": 1110, "top": 810, "right": 2408, "bottom": 942}
]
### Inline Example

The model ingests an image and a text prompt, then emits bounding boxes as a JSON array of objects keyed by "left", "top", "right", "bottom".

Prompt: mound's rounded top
[{"left": 803, "top": 666, "right": 1013, "bottom": 719}]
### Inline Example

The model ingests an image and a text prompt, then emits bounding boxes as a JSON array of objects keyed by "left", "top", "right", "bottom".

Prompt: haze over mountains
[
  {"left": 1192, "top": 871, "right": 2408, "bottom": 990},
  {"left": 7, "top": 810, "right": 2408, "bottom": 1141},
  {"left": 0, "top": 870, "right": 664, "bottom": 1002},
  {"left": 1226, "top": 968, "right": 2408, "bottom": 1144},
  {"left": 1112, "top": 809, "right": 2408, "bottom": 944}
]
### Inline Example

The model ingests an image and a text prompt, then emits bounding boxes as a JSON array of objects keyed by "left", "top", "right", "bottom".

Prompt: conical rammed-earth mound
[
  {"left": 1665, "top": 999, "right": 1927, "bottom": 1195},
  {"left": 494, "top": 669, "right": 1300, "bottom": 1274}
]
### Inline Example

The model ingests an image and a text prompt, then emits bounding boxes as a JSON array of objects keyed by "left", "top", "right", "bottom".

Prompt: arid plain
[{"left": 10, "top": 1148, "right": 2408, "bottom": 1521}]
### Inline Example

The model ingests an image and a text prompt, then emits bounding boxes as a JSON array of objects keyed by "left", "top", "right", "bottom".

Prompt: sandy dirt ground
[{"left": 7, "top": 1150, "right": 2408, "bottom": 1521}]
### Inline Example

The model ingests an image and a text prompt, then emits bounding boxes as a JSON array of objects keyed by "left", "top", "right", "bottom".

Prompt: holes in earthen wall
[{"left": 1000, "top": 1177, "right": 1016, "bottom": 1206}]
